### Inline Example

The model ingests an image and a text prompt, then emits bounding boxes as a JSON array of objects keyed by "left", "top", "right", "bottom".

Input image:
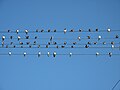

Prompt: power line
[{"left": 112, "top": 80, "right": 120, "bottom": 90}]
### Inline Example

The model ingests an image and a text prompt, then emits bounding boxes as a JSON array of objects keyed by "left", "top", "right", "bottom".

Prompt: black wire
[
  {"left": 0, "top": 46, "right": 119, "bottom": 48},
  {"left": 112, "top": 80, "right": 120, "bottom": 90},
  {"left": 0, "top": 30, "right": 120, "bottom": 33}
]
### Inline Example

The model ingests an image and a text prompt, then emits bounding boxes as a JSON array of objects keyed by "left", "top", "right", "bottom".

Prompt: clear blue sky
[{"left": 0, "top": 0, "right": 120, "bottom": 90}]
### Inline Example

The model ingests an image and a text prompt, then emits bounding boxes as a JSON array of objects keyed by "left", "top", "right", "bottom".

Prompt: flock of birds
[{"left": 0, "top": 28, "right": 120, "bottom": 57}]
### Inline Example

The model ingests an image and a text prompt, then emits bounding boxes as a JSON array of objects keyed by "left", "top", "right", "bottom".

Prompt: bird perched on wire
[
  {"left": 96, "top": 52, "right": 99, "bottom": 56},
  {"left": 107, "top": 28, "right": 111, "bottom": 32},
  {"left": 85, "top": 44, "right": 89, "bottom": 48},
  {"left": 2, "top": 35, "right": 5, "bottom": 41},
  {"left": 16, "top": 29, "right": 19, "bottom": 34},
  {"left": 69, "top": 52, "right": 72, "bottom": 57},
  {"left": 64, "top": 28, "right": 67, "bottom": 34},
  {"left": 53, "top": 52, "right": 56, "bottom": 57},
  {"left": 78, "top": 36, "right": 81, "bottom": 41},
  {"left": 18, "top": 36, "right": 21, "bottom": 41},
  {"left": 38, "top": 52, "right": 41, "bottom": 57},
  {"left": 25, "top": 29, "right": 28, "bottom": 34},
  {"left": 47, "top": 52, "right": 50, "bottom": 57},
  {"left": 98, "top": 35, "right": 102, "bottom": 40},
  {"left": 8, "top": 51, "right": 12, "bottom": 56},
  {"left": 23, "top": 52, "right": 27, "bottom": 57},
  {"left": 108, "top": 52, "right": 112, "bottom": 57}
]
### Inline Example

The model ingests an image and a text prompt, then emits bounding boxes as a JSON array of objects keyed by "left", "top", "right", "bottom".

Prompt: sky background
[{"left": 0, "top": 0, "right": 120, "bottom": 90}]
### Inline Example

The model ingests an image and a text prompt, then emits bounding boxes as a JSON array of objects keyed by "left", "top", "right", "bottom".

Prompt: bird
[
  {"left": 48, "top": 42, "right": 51, "bottom": 45},
  {"left": 19, "top": 42, "right": 23, "bottom": 45},
  {"left": 96, "top": 28, "right": 98, "bottom": 32},
  {"left": 29, "top": 45, "right": 32, "bottom": 48},
  {"left": 41, "top": 29, "right": 44, "bottom": 32},
  {"left": 78, "top": 36, "right": 81, "bottom": 41},
  {"left": 38, "top": 45, "right": 40, "bottom": 48},
  {"left": 23, "top": 52, "right": 26, "bottom": 57},
  {"left": 26, "top": 36, "right": 29, "bottom": 39},
  {"left": 53, "top": 41, "right": 57, "bottom": 45},
  {"left": 36, "top": 29, "right": 39, "bottom": 32},
  {"left": 64, "top": 28, "right": 67, "bottom": 33},
  {"left": 103, "top": 41, "right": 106, "bottom": 45},
  {"left": 47, "top": 52, "right": 50, "bottom": 57},
  {"left": 111, "top": 45, "right": 114, "bottom": 48},
  {"left": 71, "top": 46, "right": 74, "bottom": 48},
  {"left": 53, "top": 52, "right": 56, "bottom": 57},
  {"left": 96, "top": 52, "right": 99, "bottom": 56},
  {"left": 94, "top": 42, "right": 97, "bottom": 45},
  {"left": 70, "top": 29, "right": 74, "bottom": 32},
  {"left": 85, "top": 44, "right": 89, "bottom": 48},
  {"left": 16, "top": 29, "right": 19, "bottom": 34},
  {"left": 33, "top": 41, "right": 36, "bottom": 45},
  {"left": 25, "top": 29, "right": 28, "bottom": 34},
  {"left": 18, "top": 36, "right": 21, "bottom": 41},
  {"left": 108, "top": 52, "right": 112, "bottom": 57},
  {"left": 87, "top": 36, "right": 91, "bottom": 39},
  {"left": 87, "top": 42, "right": 91, "bottom": 45},
  {"left": 115, "top": 35, "right": 119, "bottom": 38},
  {"left": 98, "top": 35, "right": 102, "bottom": 40},
  {"left": 111, "top": 41, "right": 114, "bottom": 45},
  {"left": 2, "top": 35, "right": 5, "bottom": 41},
  {"left": 10, "top": 36, "right": 13, "bottom": 39},
  {"left": 79, "top": 29, "right": 82, "bottom": 32},
  {"left": 88, "top": 29, "right": 91, "bottom": 32},
  {"left": 54, "top": 29, "right": 56, "bottom": 32},
  {"left": 26, "top": 42, "right": 30, "bottom": 45},
  {"left": 35, "top": 36, "right": 37, "bottom": 39},
  {"left": 50, "top": 36, "right": 53, "bottom": 41},
  {"left": 38, "top": 52, "right": 41, "bottom": 57},
  {"left": 56, "top": 45, "right": 59, "bottom": 48},
  {"left": 73, "top": 42, "right": 77, "bottom": 45},
  {"left": 48, "top": 29, "right": 50, "bottom": 32},
  {"left": 10, "top": 42, "right": 13, "bottom": 45},
  {"left": 8, "top": 51, "right": 12, "bottom": 56},
  {"left": 69, "top": 53, "right": 72, "bottom": 57},
  {"left": 64, "top": 42, "right": 67, "bottom": 45},
  {"left": 2, "top": 41, "right": 4, "bottom": 47},
  {"left": 61, "top": 45, "right": 65, "bottom": 48},
  {"left": 107, "top": 28, "right": 111, "bottom": 32},
  {"left": 46, "top": 45, "right": 49, "bottom": 48},
  {"left": 6, "top": 45, "right": 8, "bottom": 48}
]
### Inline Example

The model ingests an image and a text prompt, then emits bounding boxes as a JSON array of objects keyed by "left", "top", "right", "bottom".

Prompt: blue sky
[{"left": 0, "top": 0, "right": 120, "bottom": 90}]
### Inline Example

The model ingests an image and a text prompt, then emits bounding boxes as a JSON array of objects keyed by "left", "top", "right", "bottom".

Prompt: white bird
[
  {"left": 25, "top": 29, "right": 28, "bottom": 34},
  {"left": 8, "top": 51, "right": 12, "bottom": 56},
  {"left": 16, "top": 29, "right": 19, "bottom": 34},
  {"left": 69, "top": 52, "right": 72, "bottom": 57},
  {"left": 38, "top": 52, "right": 41, "bottom": 57},
  {"left": 107, "top": 28, "right": 111, "bottom": 32},
  {"left": 78, "top": 36, "right": 81, "bottom": 41},
  {"left": 64, "top": 28, "right": 67, "bottom": 33},
  {"left": 96, "top": 52, "right": 99, "bottom": 56},
  {"left": 18, "top": 36, "right": 21, "bottom": 40},
  {"left": 2, "top": 36, "right": 5, "bottom": 41},
  {"left": 53, "top": 52, "right": 56, "bottom": 57},
  {"left": 111, "top": 45, "right": 114, "bottom": 48},
  {"left": 108, "top": 52, "right": 112, "bottom": 57},
  {"left": 47, "top": 52, "right": 50, "bottom": 57},
  {"left": 24, "top": 52, "right": 26, "bottom": 57},
  {"left": 98, "top": 35, "right": 102, "bottom": 40}
]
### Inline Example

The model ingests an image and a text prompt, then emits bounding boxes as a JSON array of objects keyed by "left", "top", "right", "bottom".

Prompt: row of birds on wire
[
  {"left": 0, "top": 28, "right": 120, "bottom": 34},
  {"left": 1, "top": 35, "right": 119, "bottom": 40},
  {"left": 0, "top": 51, "right": 119, "bottom": 57}
]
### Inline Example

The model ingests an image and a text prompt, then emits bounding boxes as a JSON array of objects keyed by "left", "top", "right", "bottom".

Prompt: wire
[
  {"left": 112, "top": 80, "right": 120, "bottom": 90},
  {"left": 0, "top": 30, "right": 120, "bottom": 33},
  {"left": 0, "top": 46, "right": 120, "bottom": 49}
]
